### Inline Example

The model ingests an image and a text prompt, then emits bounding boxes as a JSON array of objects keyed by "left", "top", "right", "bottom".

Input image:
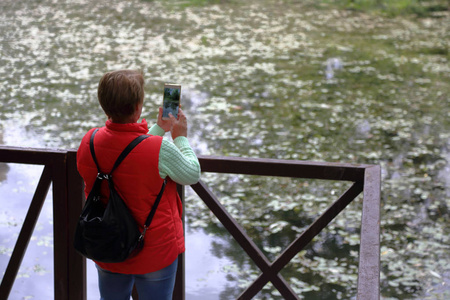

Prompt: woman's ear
[{"left": 134, "top": 103, "right": 143, "bottom": 121}]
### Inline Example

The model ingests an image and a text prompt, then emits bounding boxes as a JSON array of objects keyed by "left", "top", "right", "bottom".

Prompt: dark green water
[{"left": 0, "top": 0, "right": 449, "bottom": 299}]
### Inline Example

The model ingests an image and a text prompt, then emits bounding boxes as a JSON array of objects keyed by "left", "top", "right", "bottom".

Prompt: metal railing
[{"left": 0, "top": 146, "right": 381, "bottom": 300}]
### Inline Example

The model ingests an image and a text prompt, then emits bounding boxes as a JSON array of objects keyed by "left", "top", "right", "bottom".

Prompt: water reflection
[
  {"left": 325, "top": 57, "right": 343, "bottom": 80},
  {"left": 185, "top": 225, "right": 234, "bottom": 299}
]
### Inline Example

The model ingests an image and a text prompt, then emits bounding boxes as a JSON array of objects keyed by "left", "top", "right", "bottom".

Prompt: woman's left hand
[{"left": 156, "top": 107, "right": 172, "bottom": 132}]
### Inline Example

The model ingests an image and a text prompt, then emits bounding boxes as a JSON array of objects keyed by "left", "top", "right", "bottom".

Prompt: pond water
[{"left": 1, "top": 0, "right": 449, "bottom": 299}]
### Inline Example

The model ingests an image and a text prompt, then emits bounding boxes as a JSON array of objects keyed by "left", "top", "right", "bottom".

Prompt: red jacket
[{"left": 77, "top": 120, "right": 184, "bottom": 274}]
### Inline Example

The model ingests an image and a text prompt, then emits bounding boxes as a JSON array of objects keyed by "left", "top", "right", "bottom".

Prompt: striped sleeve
[{"left": 148, "top": 124, "right": 201, "bottom": 185}]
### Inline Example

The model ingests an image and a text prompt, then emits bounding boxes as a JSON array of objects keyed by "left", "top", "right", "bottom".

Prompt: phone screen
[{"left": 162, "top": 84, "right": 181, "bottom": 120}]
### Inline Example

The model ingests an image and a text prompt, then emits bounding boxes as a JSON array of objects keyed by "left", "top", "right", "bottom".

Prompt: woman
[{"left": 77, "top": 70, "right": 201, "bottom": 299}]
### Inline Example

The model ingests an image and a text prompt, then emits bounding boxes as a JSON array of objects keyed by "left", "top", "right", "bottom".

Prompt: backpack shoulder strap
[
  {"left": 144, "top": 179, "right": 166, "bottom": 227},
  {"left": 89, "top": 128, "right": 101, "bottom": 173},
  {"left": 89, "top": 129, "right": 150, "bottom": 175},
  {"left": 139, "top": 178, "right": 167, "bottom": 241},
  {"left": 109, "top": 134, "right": 150, "bottom": 175}
]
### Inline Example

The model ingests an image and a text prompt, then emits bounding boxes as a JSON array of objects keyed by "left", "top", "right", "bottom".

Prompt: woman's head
[{"left": 98, "top": 70, "right": 144, "bottom": 123}]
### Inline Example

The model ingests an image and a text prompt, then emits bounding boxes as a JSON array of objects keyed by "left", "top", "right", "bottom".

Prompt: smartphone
[{"left": 162, "top": 84, "right": 181, "bottom": 120}]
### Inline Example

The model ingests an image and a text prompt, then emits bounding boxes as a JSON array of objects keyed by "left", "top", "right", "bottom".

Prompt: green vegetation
[
  {"left": 150, "top": 0, "right": 233, "bottom": 8},
  {"left": 312, "top": 0, "right": 449, "bottom": 17},
  {"left": 154, "top": 0, "right": 449, "bottom": 17}
]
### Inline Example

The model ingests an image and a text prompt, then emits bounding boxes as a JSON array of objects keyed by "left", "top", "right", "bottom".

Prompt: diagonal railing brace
[
  {"left": 0, "top": 166, "right": 52, "bottom": 299},
  {"left": 239, "top": 181, "right": 364, "bottom": 299},
  {"left": 191, "top": 180, "right": 364, "bottom": 299}
]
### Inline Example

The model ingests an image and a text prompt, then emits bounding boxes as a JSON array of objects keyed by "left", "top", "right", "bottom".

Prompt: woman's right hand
[{"left": 170, "top": 108, "right": 188, "bottom": 139}]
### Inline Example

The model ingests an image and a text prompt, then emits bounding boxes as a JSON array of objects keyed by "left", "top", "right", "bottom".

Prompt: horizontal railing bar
[
  {"left": 198, "top": 155, "right": 367, "bottom": 182},
  {"left": 0, "top": 166, "right": 52, "bottom": 299},
  {"left": 0, "top": 146, "right": 67, "bottom": 165},
  {"left": 1, "top": 148, "right": 367, "bottom": 181}
]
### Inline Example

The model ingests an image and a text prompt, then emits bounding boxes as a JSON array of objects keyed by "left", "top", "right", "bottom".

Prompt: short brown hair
[{"left": 98, "top": 70, "right": 144, "bottom": 122}]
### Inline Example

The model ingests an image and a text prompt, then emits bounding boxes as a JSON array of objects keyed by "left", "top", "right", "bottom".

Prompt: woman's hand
[
  {"left": 170, "top": 108, "right": 188, "bottom": 139},
  {"left": 156, "top": 107, "right": 172, "bottom": 132}
]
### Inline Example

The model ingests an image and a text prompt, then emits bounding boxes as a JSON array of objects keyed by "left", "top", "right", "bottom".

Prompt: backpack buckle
[
  {"left": 139, "top": 226, "right": 148, "bottom": 242},
  {"left": 97, "top": 173, "right": 111, "bottom": 180}
]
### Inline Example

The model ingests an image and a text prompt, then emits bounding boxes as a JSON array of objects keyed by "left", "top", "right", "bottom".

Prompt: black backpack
[{"left": 74, "top": 128, "right": 166, "bottom": 263}]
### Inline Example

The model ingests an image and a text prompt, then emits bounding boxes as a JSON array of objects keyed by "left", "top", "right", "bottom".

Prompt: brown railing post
[
  {"left": 67, "top": 150, "right": 87, "bottom": 300},
  {"left": 173, "top": 184, "right": 185, "bottom": 300},
  {"left": 357, "top": 165, "right": 381, "bottom": 300},
  {"left": 52, "top": 152, "right": 70, "bottom": 300}
]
